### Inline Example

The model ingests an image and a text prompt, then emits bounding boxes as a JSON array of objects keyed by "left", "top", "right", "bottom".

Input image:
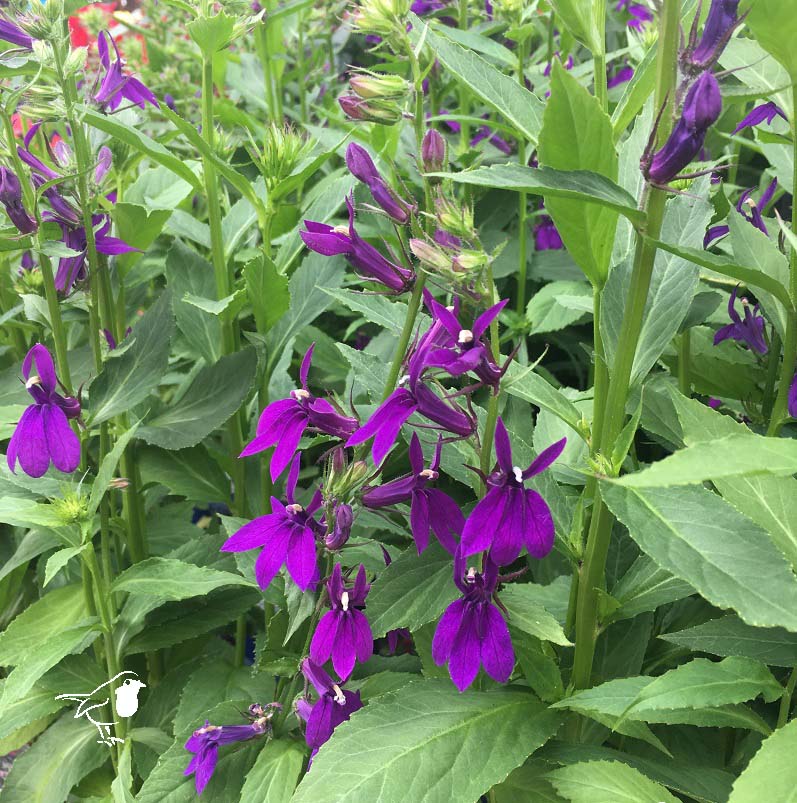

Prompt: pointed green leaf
[
  {"left": 292, "top": 681, "right": 563, "bottom": 803},
  {"left": 240, "top": 740, "right": 306, "bottom": 803},
  {"left": 601, "top": 483, "right": 797, "bottom": 632},
  {"left": 548, "top": 760, "right": 679, "bottom": 803},
  {"left": 728, "top": 719, "right": 797, "bottom": 802}
]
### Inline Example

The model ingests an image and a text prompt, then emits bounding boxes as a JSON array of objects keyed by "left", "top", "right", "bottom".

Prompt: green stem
[
  {"left": 766, "top": 83, "right": 797, "bottom": 437},
  {"left": 762, "top": 331, "right": 782, "bottom": 421},
  {"left": 777, "top": 668, "right": 797, "bottom": 728},
  {"left": 456, "top": 0, "right": 470, "bottom": 152},
  {"left": 571, "top": 0, "right": 680, "bottom": 692},
  {"left": 297, "top": 12, "right": 308, "bottom": 124},
  {"left": 382, "top": 275, "right": 426, "bottom": 400},
  {"left": 480, "top": 266, "right": 501, "bottom": 483},
  {"left": 200, "top": 44, "right": 247, "bottom": 517},
  {"left": 516, "top": 38, "right": 529, "bottom": 314},
  {"left": 592, "top": 0, "right": 608, "bottom": 112},
  {"left": 677, "top": 329, "right": 691, "bottom": 396}
]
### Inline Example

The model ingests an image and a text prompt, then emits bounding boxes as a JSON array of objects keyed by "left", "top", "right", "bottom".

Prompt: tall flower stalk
[
  {"left": 571, "top": 0, "right": 681, "bottom": 691},
  {"left": 765, "top": 82, "right": 797, "bottom": 437}
]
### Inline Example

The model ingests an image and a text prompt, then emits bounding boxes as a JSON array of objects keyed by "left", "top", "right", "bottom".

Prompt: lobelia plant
[{"left": 1, "top": 0, "right": 797, "bottom": 801}]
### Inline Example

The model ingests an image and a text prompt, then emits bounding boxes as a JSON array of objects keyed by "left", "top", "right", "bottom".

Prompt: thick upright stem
[
  {"left": 200, "top": 48, "right": 247, "bottom": 517},
  {"left": 766, "top": 83, "right": 797, "bottom": 437},
  {"left": 516, "top": 39, "right": 529, "bottom": 314},
  {"left": 572, "top": 0, "right": 680, "bottom": 691}
]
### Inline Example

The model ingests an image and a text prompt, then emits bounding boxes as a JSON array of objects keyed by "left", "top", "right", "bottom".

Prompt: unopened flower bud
[
  {"left": 410, "top": 238, "right": 451, "bottom": 271},
  {"left": 352, "top": 0, "right": 409, "bottom": 37},
  {"left": 421, "top": 129, "right": 446, "bottom": 174},
  {"left": 325, "top": 503, "right": 353, "bottom": 550},
  {"left": 682, "top": 0, "right": 742, "bottom": 72},
  {"left": 682, "top": 72, "right": 722, "bottom": 131},
  {"left": 0, "top": 167, "right": 37, "bottom": 234},
  {"left": 95, "top": 146, "right": 113, "bottom": 184},
  {"left": 60, "top": 395, "right": 81, "bottom": 420},
  {"left": 452, "top": 249, "right": 488, "bottom": 272},
  {"left": 435, "top": 193, "right": 474, "bottom": 239},
  {"left": 339, "top": 94, "right": 403, "bottom": 125},
  {"left": 109, "top": 477, "right": 130, "bottom": 490},
  {"left": 349, "top": 72, "right": 409, "bottom": 101}
]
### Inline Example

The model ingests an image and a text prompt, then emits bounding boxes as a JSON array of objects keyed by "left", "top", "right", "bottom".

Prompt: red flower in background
[{"left": 69, "top": 3, "right": 148, "bottom": 64}]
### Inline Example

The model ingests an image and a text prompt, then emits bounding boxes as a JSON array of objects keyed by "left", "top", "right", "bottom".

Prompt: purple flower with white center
[
  {"left": 645, "top": 72, "right": 722, "bottom": 185},
  {"left": 362, "top": 433, "right": 463, "bottom": 554},
  {"left": 703, "top": 178, "right": 778, "bottom": 248},
  {"left": 432, "top": 548, "right": 514, "bottom": 692},
  {"left": 788, "top": 375, "right": 797, "bottom": 419},
  {"left": 345, "top": 143, "right": 416, "bottom": 224},
  {"left": 461, "top": 418, "right": 565, "bottom": 564},
  {"left": 346, "top": 376, "right": 475, "bottom": 466},
  {"left": 239, "top": 344, "right": 358, "bottom": 481},
  {"left": 733, "top": 102, "right": 788, "bottom": 136},
  {"left": 0, "top": 16, "right": 32, "bottom": 49},
  {"left": 7, "top": 344, "right": 81, "bottom": 479},
  {"left": 682, "top": 0, "right": 742, "bottom": 72},
  {"left": 93, "top": 30, "right": 159, "bottom": 112},
  {"left": 0, "top": 167, "right": 36, "bottom": 234},
  {"left": 713, "top": 285, "right": 768, "bottom": 355},
  {"left": 296, "top": 659, "right": 363, "bottom": 762},
  {"left": 301, "top": 194, "right": 414, "bottom": 293},
  {"left": 412, "top": 298, "right": 508, "bottom": 391},
  {"left": 184, "top": 706, "right": 275, "bottom": 796},
  {"left": 310, "top": 564, "right": 373, "bottom": 680},
  {"left": 615, "top": 0, "right": 653, "bottom": 30},
  {"left": 221, "top": 454, "right": 324, "bottom": 591},
  {"left": 54, "top": 214, "right": 137, "bottom": 294}
]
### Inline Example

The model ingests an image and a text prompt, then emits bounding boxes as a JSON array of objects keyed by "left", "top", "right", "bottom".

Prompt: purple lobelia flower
[
  {"left": 310, "top": 563, "right": 373, "bottom": 679},
  {"left": 362, "top": 433, "right": 463, "bottom": 554},
  {"left": 713, "top": 285, "right": 768, "bottom": 354},
  {"left": 733, "top": 102, "right": 788, "bottom": 135},
  {"left": 54, "top": 214, "right": 137, "bottom": 294},
  {"left": 432, "top": 548, "right": 513, "bottom": 692},
  {"left": 347, "top": 376, "right": 474, "bottom": 465},
  {"left": 412, "top": 298, "right": 508, "bottom": 392},
  {"left": 615, "top": 0, "right": 653, "bottom": 31},
  {"left": 184, "top": 705, "right": 276, "bottom": 795},
  {"left": 0, "top": 16, "right": 32, "bottom": 49},
  {"left": 239, "top": 344, "right": 357, "bottom": 481},
  {"left": 93, "top": 30, "right": 159, "bottom": 112},
  {"left": 8, "top": 344, "right": 81, "bottom": 478},
  {"left": 789, "top": 375, "right": 797, "bottom": 419},
  {"left": 296, "top": 659, "right": 363, "bottom": 762},
  {"left": 682, "top": 0, "right": 742, "bottom": 73},
  {"left": 645, "top": 71, "right": 722, "bottom": 185},
  {"left": 461, "top": 418, "right": 565, "bottom": 564},
  {"left": 469, "top": 119, "right": 512, "bottom": 154},
  {"left": 221, "top": 454, "right": 324, "bottom": 591},
  {"left": 301, "top": 194, "right": 414, "bottom": 293},
  {"left": 345, "top": 143, "right": 416, "bottom": 224},
  {"left": 0, "top": 167, "right": 36, "bottom": 234},
  {"left": 534, "top": 215, "right": 564, "bottom": 250},
  {"left": 703, "top": 178, "right": 778, "bottom": 247}
]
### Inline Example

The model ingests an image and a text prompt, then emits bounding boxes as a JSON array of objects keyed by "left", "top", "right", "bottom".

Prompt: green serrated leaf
[
  {"left": 138, "top": 445, "right": 230, "bottom": 503},
  {"left": 240, "top": 739, "right": 306, "bottom": 803},
  {"left": 501, "top": 585, "right": 571, "bottom": 646},
  {"left": 728, "top": 719, "right": 797, "bottom": 802},
  {"left": 111, "top": 557, "right": 253, "bottom": 599},
  {"left": 548, "top": 760, "right": 679, "bottom": 803},
  {"left": 601, "top": 482, "right": 797, "bottom": 632},
  {"left": 292, "top": 681, "right": 562, "bottom": 803},
  {"left": 138, "top": 348, "right": 257, "bottom": 450}
]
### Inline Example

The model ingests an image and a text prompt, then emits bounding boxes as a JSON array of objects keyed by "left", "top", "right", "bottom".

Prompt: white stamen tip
[
  {"left": 513, "top": 466, "right": 523, "bottom": 483},
  {"left": 286, "top": 503, "right": 304, "bottom": 516},
  {"left": 466, "top": 567, "right": 477, "bottom": 581},
  {"left": 332, "top": 225, "right": 349, "bottom": 235},
  {"left": 398, "top": 374, "right": 410, "bottom": 386},
  {"left": 445, "top": 305, "right": 455, "bottom": 311},
  {"left": 458, "top": 329, "right": 474, "bottom": 344},
  {"left": 291, "top": 388, "right": 310, "bottom": 400},
  {"left": 25, "top": 375, "right": 41, "bottom": 389},
  {"left": 341, "top": 591, "right": 350, "bottom": 611},
  {"left": 331, "top": 684, "right": 346, "bottom": 705},
  {"left": 419, "top": 469, "right": 438, "bottom": 480}
]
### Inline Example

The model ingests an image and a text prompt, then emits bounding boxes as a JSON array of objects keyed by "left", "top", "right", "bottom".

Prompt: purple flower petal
[
  {"left": 523, "top": 437, "right": 567, "bottom": 479},
  {"left": 42, "top": 404, "right": 80, "bottom": 473},
  {"left": 461, "top": 486, "right": 506, "bottom": 557},
  {"left": 285, "top": 526, "right": 318, "bottom": 591},
  {"left": 410, "top": 490, "right": 431, "bottom": 553},
  {"left": 448, "top": 606, "right": 481, "bottom": 691},
  {"left": 523, "top": 488, "right": 555, "bottom": 558},
  {"left": 479, "top": 603, "right": 514, "bottom": 683},
  {"left": 9, "top": 406, "right": 49, "bottom": 478},
  {"left": 310, "top": 611, "right": 339, "bottom": 667},
  {"left": 432, "top": 597, "right": 466, "bottom": 665}
]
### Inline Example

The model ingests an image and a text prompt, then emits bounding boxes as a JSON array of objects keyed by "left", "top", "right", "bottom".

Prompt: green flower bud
[{"left": 349, "top": 71, "right": 410, "bottom": 101}]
